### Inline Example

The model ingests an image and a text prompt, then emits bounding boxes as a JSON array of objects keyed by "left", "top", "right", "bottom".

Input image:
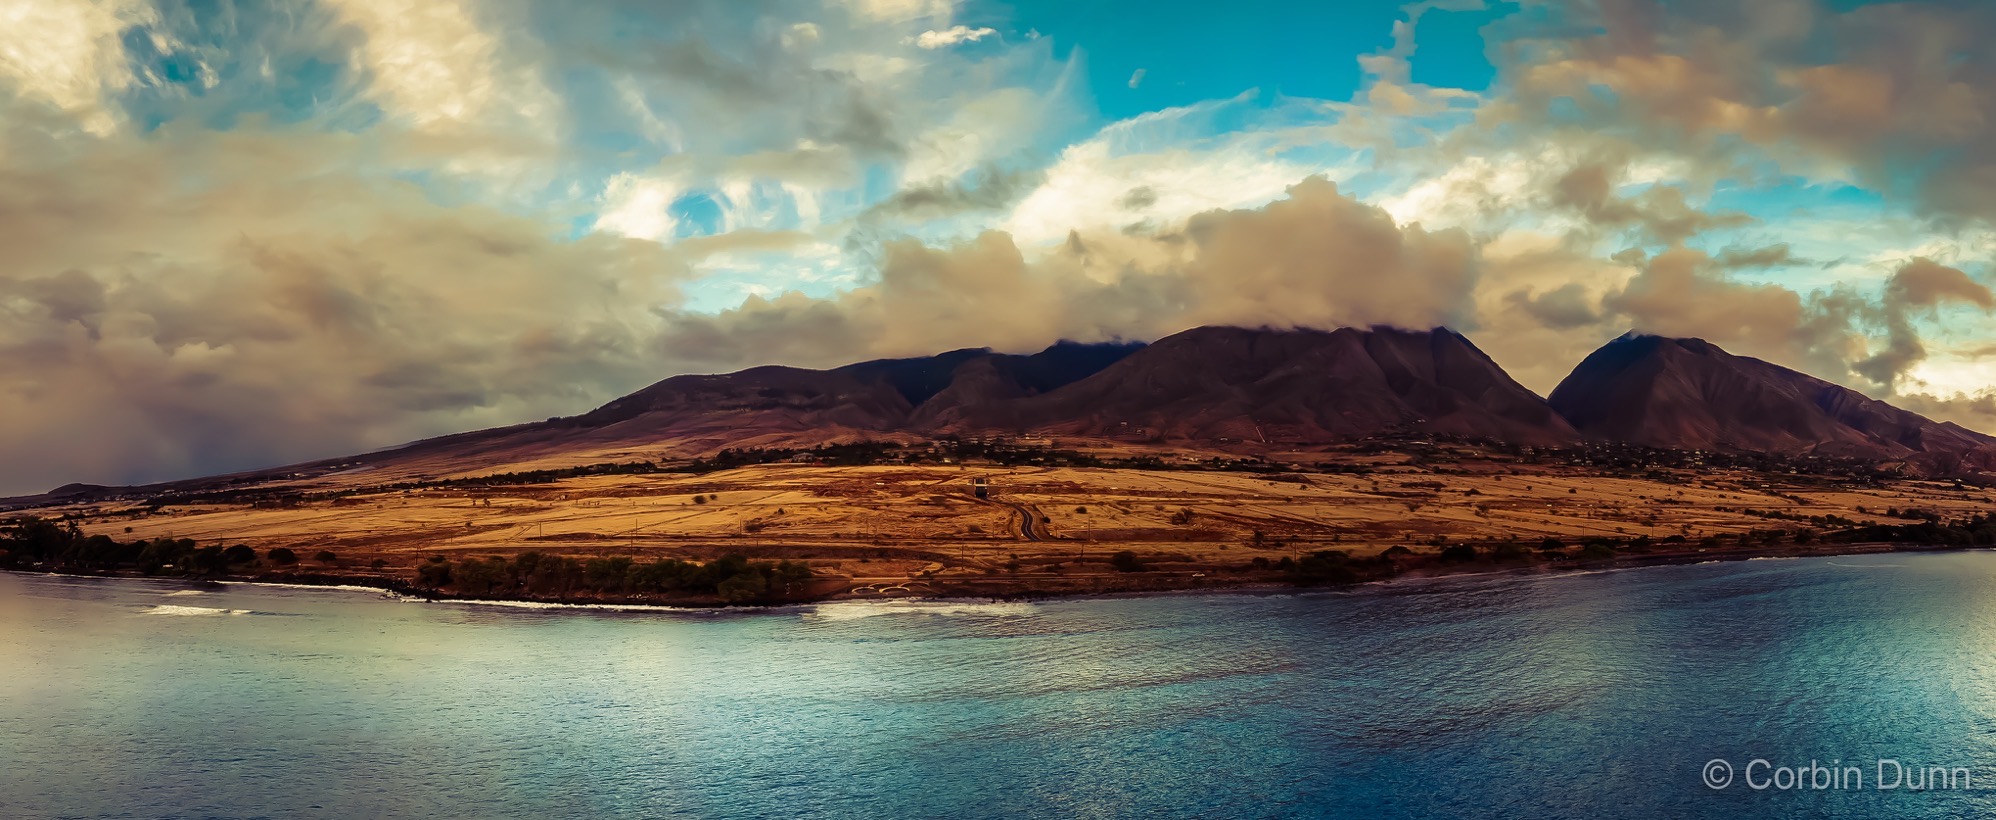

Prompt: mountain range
[{"left": 24, "top": 325, "right": 1996, "bottom": 500}]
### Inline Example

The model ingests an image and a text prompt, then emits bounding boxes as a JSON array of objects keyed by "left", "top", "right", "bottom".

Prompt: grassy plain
[{"left": 45, "top": 456, "right": 1996, "bottom": 600}]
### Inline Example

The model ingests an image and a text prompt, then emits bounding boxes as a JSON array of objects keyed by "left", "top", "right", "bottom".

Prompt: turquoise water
[{"left": 5, "top": 553, "right": 1996, "bottom": 818}]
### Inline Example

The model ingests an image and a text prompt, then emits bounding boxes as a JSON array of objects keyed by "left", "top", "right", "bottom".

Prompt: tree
[
  {"left": 1110, "top": 551, "right": 1148, "bottom": 572},
  {"left": 1292, "top": 550, "right": 1356, "bottom": 585},
  {"left": 717, "top": 570, "right": 767, "bottom": 603},
  {"left": 771, "top": 560, "right": 812, "bottom": 593},
  {"left": 267, "top": 547, "right": 298, "bottom": 565},
  {"left": 222, "top": 544, "right": 257, "bottom": 564},
  {"left": 187, "top": 546, "right": 229, "bottom": 575},
  {"left": 312, "top": 550, "right": 338, "bottom": 564},
  {"left": 1538, "top": 538, "right": 1564, "bottom": 553},
  {"left": 417, "top": 560, "right": 452, "bottom": 588}
]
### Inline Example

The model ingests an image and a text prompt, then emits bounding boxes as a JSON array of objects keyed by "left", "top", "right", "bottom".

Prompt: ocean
[{"left": 5, "top": 553, "right": 1995, "bottom": 818}]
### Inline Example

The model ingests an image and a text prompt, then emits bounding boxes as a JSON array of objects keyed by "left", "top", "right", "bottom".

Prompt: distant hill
[{"left": 1548, "top": 333, "right": 1996, "bottom": 469}]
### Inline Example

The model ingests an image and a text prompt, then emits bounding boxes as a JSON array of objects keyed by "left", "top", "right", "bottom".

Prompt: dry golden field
[{"left": 42, "top": 461, "right": 1996, "bottom": 598}]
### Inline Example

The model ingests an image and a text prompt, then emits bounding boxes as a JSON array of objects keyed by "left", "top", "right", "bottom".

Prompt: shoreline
[{"left": 8, "top": 539, "right": 1982, "bottom": 614}]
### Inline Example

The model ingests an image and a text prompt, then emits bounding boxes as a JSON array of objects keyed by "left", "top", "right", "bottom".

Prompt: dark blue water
[{"left": 5, "top": 553, "right": 1996, "bottom": 819}]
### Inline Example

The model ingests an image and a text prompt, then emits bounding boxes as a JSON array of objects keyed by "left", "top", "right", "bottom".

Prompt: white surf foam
[
  {"left": 804, "top": 600, "right": 1036, "bottom": 621},
  {"left": 432, "top": 598, "right": 700, "bottom": 613},
  {"left": 218, "top": 581, "right": 396, "bottom": 595},
  {"left": 142, "top": 604, "right": 251, "bottom": 616}
]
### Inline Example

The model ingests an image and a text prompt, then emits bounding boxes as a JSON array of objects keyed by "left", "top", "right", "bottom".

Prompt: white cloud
[
  {"left": 909, "top": 25, "right": 995, "bottom": 50},
  {"left": 1002, "top": 95, "right": 1356, "bottom": 244},
  {"left": 324, "top": 0, "right": 557, "bottom": 133},
  {"left": 781, "top": 22, "right": 822, "bottom": 50},
  {"left": 1377, "top": 153, "right": 1553, "bottom": 231},
  {"left": 594, "top": 173, "right": 684, "bottom": 241},
  {"left": 1127, "top": 68, "right": 1146, "bottom": 89},
  {"left": 900, "top": 87, "right": 1045, "bottom": 184},
  {"left": 845, "top": 0, "right": 956, "bottom": 23},
  {"left": 0, "top": 0, "right": 153, "bottom": 134}
]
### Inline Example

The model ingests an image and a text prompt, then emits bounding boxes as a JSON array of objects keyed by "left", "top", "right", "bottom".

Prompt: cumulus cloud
[
  {"left": 654, "top": 176, "right": 1478, "bottom": 367},
  {"left": 1496, "top": 0, "right": 1996, "bottom": 221},
  {"left": 1594, "top": 246, "right": 1996, "bottom": 401},
  {"left": 0, "top": 0, "right": 158, "bottom": 134},
  {"left": 1545, "top": 161, "right": 1750, "bottom": 244},
  {"left": 1605, "top": 246, "right": 1817, "bottom": 360},
  {"left": 909, "top": 25, "right": 996, "bottom": 50},
  {"left": 1855, "top": 258, "right": 1996, "bottom": 392},
  {"left": 0, "top": 121, "right": 687, "bottom": 494},
  {"left": 1896, "top": 390, "right": 1996, "bottom": 436},
  {"left": 326, "top": 0, "right": 557, "bottom": 131}
]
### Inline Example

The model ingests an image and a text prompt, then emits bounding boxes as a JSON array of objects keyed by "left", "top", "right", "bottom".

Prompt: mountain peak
[{"left": 1550, "top": 333, "right": 1995, "bottom": 462}]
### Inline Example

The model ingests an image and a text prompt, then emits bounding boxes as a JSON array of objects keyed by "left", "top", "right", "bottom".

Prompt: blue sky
[
  {"left": 0, "top": 0, "right": 1992, "bottom": 492},
  {"left": 977, "top": 0, "right": 1503, "bottom": 120}
]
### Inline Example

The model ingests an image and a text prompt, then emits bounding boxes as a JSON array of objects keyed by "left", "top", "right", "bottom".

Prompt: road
[{"left": 994, "top": 500, "right": 1048, "bottom": 541}]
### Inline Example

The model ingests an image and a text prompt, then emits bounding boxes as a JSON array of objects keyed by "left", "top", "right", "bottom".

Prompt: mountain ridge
[{"left": 17, "top": 325, "right": 1996, "bottom": 501}]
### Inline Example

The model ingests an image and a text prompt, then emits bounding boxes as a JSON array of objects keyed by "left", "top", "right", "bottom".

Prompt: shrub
[
  {"left": 188, "top": 546, "right": 230, "bottom": 575},
  {"left": 222, "top": 544, "right": 257, "bottom": 564},
  {"left": 313, "top": 550, "right": 338, "bottom": 563},
  {"left": 417, "top": 560, "right": 452, "bottom": 588},
  {"left": 1438, "top": 545, "right": 1478, "bottom": 563},
  {"left": 267, "top": 547, "right": 298, "bottom": 565},
  {"left": 1538, "top": 538, "right": 1564, "bottom": 553},
  {"left": 717, "top": 571, "right": 768, "bottom": 603},
  {"left": 1292, "top": 550, "right": 1356, "bottom": 585},
  {"left": 1110, "top": 551, "right": 1148, "bottom": 572}
]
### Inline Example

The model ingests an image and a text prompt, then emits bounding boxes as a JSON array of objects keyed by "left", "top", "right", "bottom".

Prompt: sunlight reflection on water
[{"left": 4, "top": 555, "right": 1996, "bottom": 818}]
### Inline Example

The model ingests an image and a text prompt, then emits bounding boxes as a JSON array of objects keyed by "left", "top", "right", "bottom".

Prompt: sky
[{"left": 2, "top": 0, "right": 1995, "bottom": 494}]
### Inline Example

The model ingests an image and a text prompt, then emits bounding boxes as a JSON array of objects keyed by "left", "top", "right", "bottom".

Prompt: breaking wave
[
  {"left": 142, "top": 605, "right": 252, "bottom": 616},
  {"left": 804, "top": 600, "right": 1037, "bottom": 622}
]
